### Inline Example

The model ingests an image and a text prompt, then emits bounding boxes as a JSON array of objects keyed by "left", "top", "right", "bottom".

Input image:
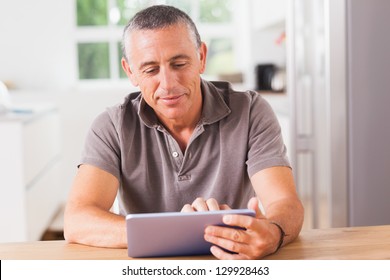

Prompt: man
[{"left": 64, "top": 5, "right": 304, "bottom": 260}]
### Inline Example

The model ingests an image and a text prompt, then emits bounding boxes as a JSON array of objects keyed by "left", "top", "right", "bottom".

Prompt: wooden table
[{"left": 1, "top": 225, "right": 389, "bottom": 260}]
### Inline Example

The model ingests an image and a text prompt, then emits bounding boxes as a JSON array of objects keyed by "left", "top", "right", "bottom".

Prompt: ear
[
  {"left": 121, "top": 57, "right": 139, "bottom": 86},
  {"left": 198, "top": 42, "right": 208, "bottom": 74}
]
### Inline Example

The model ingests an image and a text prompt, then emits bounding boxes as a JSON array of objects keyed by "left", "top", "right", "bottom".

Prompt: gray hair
[{"left": 121, "top": 5, "right": 202, "bottom": 62}]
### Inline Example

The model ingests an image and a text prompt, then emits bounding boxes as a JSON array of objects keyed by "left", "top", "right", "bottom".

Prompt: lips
[{"left": 159, "top": 94, "right": 184, "bottom": 106}]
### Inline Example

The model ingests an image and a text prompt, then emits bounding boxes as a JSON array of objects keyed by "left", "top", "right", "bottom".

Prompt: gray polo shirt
[{"left": 80, "top": 79, "right": 290, "bottom": 215}]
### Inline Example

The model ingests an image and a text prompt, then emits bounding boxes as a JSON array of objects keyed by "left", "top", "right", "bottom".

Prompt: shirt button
[{"left": 172, "top": 151, "right": 179, "bottom": 158}]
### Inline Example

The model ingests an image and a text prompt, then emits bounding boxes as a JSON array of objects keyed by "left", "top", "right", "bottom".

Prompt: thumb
[{"left": 247, "top": 197, "right": 266, "bottom": 219}]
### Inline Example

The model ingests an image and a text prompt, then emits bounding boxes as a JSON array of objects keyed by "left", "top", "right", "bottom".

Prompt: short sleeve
[
  {"left": 79, "top": 111, "right": 121, "bottom": 180},
  {"left": 246, "top": 94, "right": 290, "bottom": 177}
]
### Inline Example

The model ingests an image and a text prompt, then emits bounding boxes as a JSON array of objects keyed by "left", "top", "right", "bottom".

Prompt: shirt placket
[
  {"left": 158, "top": 123, "right": 205, "bottom": 182},
  {"left": 166, "top": 134, "right": 183, "bottom": 169}
]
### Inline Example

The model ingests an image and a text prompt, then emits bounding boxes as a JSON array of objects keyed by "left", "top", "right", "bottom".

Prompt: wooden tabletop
[
  {"left": 265, "top": 224, "right": 390, "bottom": 260},
  {"left": 1, "top": 225, "right": 389, "bottom": 260}
]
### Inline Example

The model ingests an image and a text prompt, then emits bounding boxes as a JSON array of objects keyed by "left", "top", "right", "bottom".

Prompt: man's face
[{"left": 122, "top": 23, "right": 207, "bottom": 125}]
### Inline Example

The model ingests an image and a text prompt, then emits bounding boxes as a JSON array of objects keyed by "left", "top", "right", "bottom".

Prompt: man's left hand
[{"left": 204, "top": 197, "right": 280, "bottom": 260}]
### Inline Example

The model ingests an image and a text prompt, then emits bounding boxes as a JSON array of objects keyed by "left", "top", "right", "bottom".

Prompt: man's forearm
[
  {"left": 264, "top": 197, "right": 304, "bottom": 247},
  {"left": 64, "top": 205, "right": 127, "bottom": 248}
]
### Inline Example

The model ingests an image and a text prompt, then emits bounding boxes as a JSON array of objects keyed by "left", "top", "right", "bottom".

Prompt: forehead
[{"left": 127, "top": 24, "right": 198, "bottom": 64}]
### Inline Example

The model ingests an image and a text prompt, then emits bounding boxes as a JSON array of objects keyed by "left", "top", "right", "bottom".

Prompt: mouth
[{"left": 159, "top": 94, "right": 184, "bottom": 106}]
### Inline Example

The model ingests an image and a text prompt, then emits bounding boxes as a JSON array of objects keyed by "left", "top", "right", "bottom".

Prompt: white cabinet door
[{"left": 0, "top": 106, "right": 62, "bottom": 242}]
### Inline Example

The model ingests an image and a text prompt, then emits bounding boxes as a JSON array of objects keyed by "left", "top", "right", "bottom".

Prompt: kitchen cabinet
[{"left": 0, "top": 104, "right": 62, "bottom": 242}]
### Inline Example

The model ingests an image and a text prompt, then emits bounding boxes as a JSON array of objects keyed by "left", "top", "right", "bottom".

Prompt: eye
[
  {"left": 143, "top": 67, "right": 159, "bottom": 75},
  {"left": 172, "top": 62, "right": 187, "bottom": 69}
]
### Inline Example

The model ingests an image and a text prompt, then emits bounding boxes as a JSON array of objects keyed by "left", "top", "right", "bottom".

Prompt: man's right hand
[{"left": 181, "top": 197, "right": 231, "bottom": 212}]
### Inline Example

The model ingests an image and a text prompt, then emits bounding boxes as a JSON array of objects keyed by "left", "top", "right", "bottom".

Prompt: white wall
[
  {"left": 251, "top": 0, "right": 287, "bottom": 68},
  {"left": 0, "top": 0, "right": 77, "bottom": 90}
]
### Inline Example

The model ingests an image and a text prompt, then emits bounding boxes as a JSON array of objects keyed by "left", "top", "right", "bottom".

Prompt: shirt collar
[
  {"left": 138, "top": 79, "right": 232, "bottom": 128},
  {"left": 199, "top": 79, "right": 231, "bottom": 125},
  {"left": 138, "top": 96, "right": 158, "bottom": 128}
]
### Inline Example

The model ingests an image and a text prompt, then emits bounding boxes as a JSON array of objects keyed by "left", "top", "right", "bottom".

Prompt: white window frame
[{"left": 74, "top": 0, "right": 251, "bottom": 87}]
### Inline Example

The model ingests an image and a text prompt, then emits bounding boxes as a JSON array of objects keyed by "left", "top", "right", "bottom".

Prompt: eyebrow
[{"left": 138, "top": 54, "right": 191, "bottom": 70}]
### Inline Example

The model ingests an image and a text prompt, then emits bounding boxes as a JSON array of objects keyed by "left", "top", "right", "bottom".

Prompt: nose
[{"left": 158, "top": 67, "right": 176, "bottom": 93}]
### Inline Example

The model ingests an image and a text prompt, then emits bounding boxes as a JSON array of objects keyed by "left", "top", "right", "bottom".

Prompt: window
[{"left": 75, "top": 0, "right": 240, "bottom": 81}]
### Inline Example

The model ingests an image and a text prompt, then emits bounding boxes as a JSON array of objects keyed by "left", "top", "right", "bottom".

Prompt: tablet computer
[{"left": 126, "top": 209, "right": 255, "bottom": 258}]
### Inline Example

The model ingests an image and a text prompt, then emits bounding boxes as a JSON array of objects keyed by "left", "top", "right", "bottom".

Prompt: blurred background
[{"left": 0, "top": 0, "right": 389, "bottom": 242}]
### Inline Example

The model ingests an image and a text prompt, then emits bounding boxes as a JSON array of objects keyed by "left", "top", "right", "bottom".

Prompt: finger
[
  {"left": 222, "top": 214, "right": 258, "bottom": 230},
  {"left": 205, "top": 225, "right": 250, "bottom": 245},
  {"left": 191, "top": 197, "right": 209, "bottom": 211},
  {"left": 209, "top": 245, "right": 249, "bottom": 260},
  {"left": 220, "top": 197, "right": 265, "bottom": 229},
  {"left": 247, "top": 197, "right": 266, "bottom": 219},
  {"left": 181, "top": 204, "right": 194, "bottom": 212},
  {"left": 219, "top": 204, "right": 231, "bottom": 210},
  {"left": 205, "top": 230, "right": 252, "bottom": 256},
  {"left": 205, "top": 225, "right": 265, "bottom": 259},
  {"left": 206, "top": 198, "right": 220, "bottom": 211}
]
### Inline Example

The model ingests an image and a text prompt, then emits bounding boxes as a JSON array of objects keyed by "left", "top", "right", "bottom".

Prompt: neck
[
  {"left": 160, "top": 112, "right": 201, "bottom": 153},
  {"left": 158, "top": 93, "right": 202, "bottom": 153}
]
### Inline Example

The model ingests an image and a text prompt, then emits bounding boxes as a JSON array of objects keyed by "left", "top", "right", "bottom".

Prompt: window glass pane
[
  {"left": 166, "top": 0, "right": 192, "bottom": 15},
  {"left": 118, "top": 42, "right": 128, "bottom": 79},
  {"left": 204, "top": 37, "right": 235, "bottom": 76},
  {"left": 77, "top": 0, "right": 108, "bottom": 26},
  {"left": 116, "top": 0, "right": 154, "bottom": 26},
  {"left": 200, "top": 0, "right": 232, "bottom": 23},
  {"left": 78, "top": 42, "right": 110, "bottom": 79}
]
